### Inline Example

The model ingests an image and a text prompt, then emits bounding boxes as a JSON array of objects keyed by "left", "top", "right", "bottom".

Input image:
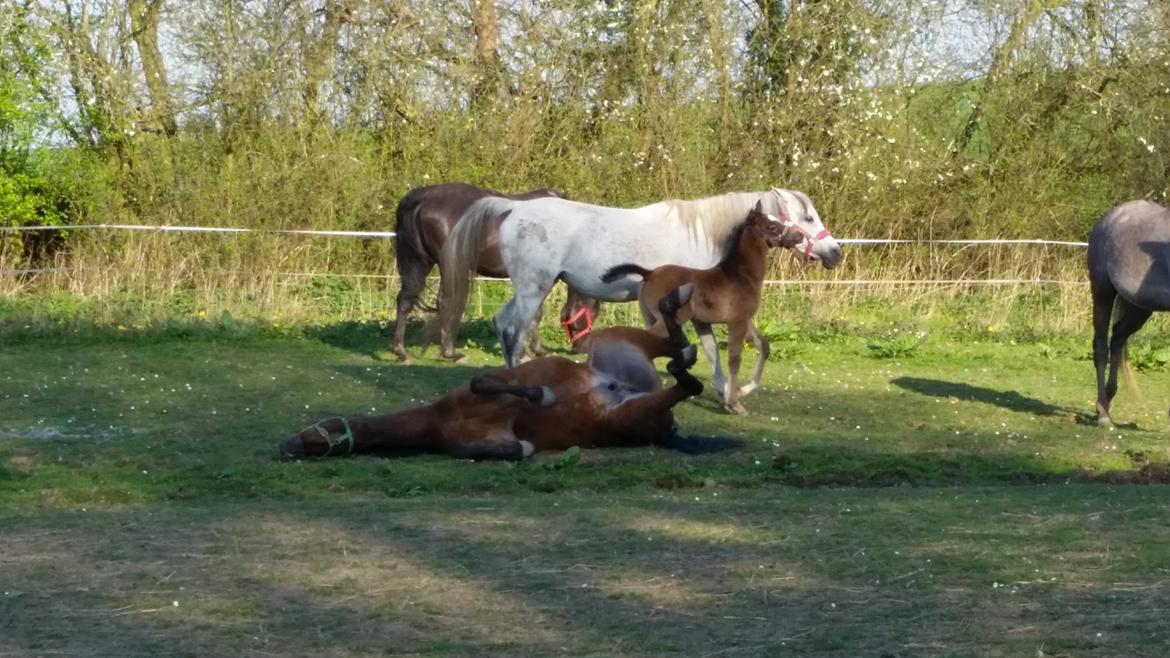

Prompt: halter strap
[
  {"left": 306, "top": 416, "right": 354, "bottom": 458},
  {"left": 562, "top": 304, "right": 595, "bottom": 343},
  {"left": 777, "top": 220, "right": 831, "bottom": 262}
]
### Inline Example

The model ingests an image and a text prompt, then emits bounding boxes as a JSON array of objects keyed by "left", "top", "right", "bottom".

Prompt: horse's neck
[
  {"left": 718, "top": 224, "right": 769, "bottom": 282},
  {"left": 352, "top": 406, "right": 437, "bottom": 450}
]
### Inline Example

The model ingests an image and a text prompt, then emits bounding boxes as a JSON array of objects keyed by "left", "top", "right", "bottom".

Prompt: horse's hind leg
[
  {"left": 739, "top": 321, "right": 770, "bottom": 399},
  {"left": 469, "top": 375, "right": 556, "bottom": 406},
  {"left": 1092, "top": 284, "right": 1116, "bottom": 425},
  {"left": 656, "top": 284, "right": 695, "bottom": 350},
  {"left": 434, "top": 268, "right": 467, "bottom": 362},
  {"left": 524, "top": 305, "right": 547, "bottom": 359},
  {"left": 604, "top": 384, "right": 700, "bottom": 446},
  {"left": 1104, "top": 297, "right": 1152, "bottom": 425},
  {"left": 723, "top": 322, "right": 750, "bottom": 414},
  {"left": 392, "top": 258, "right": 433, "bottom": 362},
  {"left": 496, "top": 276, "right": 555, "bottom": 368}
]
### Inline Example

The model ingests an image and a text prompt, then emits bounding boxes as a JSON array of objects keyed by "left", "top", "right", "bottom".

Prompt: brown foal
[{"left": 600, "top": 201, "right": 805, "bottom": 413}]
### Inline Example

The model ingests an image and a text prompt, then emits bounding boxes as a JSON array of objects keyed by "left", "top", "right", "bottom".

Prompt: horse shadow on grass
[
  {"left": 890, "top": 376, "right": 1102, "bottom": 425},
  {"left": 307, "top": 318, "right": 519, "bottom": 361}
]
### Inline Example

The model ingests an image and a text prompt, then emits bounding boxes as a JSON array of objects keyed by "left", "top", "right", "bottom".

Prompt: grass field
[{"left": 3, "top": 319, "right": 1170, "bottom": 657}]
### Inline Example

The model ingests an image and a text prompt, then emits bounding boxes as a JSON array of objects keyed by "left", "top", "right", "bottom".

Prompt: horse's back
[{"left": 1089, "top": 200, "right": 1170, "bottom": 309}]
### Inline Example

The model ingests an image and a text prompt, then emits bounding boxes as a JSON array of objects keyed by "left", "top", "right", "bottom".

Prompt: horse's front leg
[
  {"left": 739, "top": 321, "right": 770, "bottom": 398},
  {"left": 724, "top": 322, "right": 750, "bottom": 414},
  {"left": 693, "top": 320, "right": 726, "bottom": 402},
  {"left": 443, "top": 436, "right": 535, "bottom": 460},
  {"left": 469, "top": 375, "right": 557, "bottom": 406}
]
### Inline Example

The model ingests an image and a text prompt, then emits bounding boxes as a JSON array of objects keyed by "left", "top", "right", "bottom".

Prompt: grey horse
[{"left": 1087, "top": 199, "right": 1170, "bottom": 425}]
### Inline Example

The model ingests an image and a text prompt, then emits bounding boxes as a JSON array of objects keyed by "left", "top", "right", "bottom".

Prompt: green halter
[{"left": 307, "top": 416, "right": 354, "bottom": 458}]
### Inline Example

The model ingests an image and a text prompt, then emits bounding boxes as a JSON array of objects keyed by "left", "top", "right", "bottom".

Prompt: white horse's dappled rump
[
  {"left": 1087, "top": 200, "right": 1170, "bottom": 426},
  {"left": 438, "top": 189, "right": 842, "bottom": 368}
]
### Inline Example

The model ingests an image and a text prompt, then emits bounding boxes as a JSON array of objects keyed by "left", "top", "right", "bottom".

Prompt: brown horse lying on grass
[{"left": 280, "top": 297, "right": 740, "bottom": 460}]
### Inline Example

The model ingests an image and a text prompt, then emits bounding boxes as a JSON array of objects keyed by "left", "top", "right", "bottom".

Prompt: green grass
[{"left": 3, "top": 321, "right": 1170, "bottom": 656}]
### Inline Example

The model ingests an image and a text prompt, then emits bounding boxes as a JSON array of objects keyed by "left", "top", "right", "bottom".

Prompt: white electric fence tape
[{"left": 0, "top": 224, "right": 1090, "bottom": 284}]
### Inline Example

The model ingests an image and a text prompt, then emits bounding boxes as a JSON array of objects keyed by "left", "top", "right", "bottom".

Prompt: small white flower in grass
[{"left": 172, "top": 601, "right": 179, "bottom": 607}]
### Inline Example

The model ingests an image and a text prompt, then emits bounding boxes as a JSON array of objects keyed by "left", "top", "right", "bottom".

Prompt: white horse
[{"left": 438, "top": 188, "right": 843, "bottom": 385}]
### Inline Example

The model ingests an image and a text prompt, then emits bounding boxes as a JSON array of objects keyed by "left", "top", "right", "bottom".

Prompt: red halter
[
  {"left": 772, "top": 214, "right": 831, "bottom": 262},
  {"left": 562, "top": 304, "right": 595, "bottom": 343}
]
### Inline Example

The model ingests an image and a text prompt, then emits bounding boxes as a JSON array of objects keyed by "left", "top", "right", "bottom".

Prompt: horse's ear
[
  {"left": 753, "top": 200, "right": 763, "bottom": 214},
  {"left": 771, "top": 189, "right": 792, "bottom": 222}
]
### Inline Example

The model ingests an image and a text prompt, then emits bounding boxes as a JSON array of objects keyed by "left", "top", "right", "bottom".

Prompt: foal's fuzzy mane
[{"left": 715, "top": 214, "right": 759, "bottom": 266}]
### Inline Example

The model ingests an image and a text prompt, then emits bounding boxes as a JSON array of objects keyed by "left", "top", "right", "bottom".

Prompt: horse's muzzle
[{"left": 820, "top": 244, "right": 844, "bottom": 269}]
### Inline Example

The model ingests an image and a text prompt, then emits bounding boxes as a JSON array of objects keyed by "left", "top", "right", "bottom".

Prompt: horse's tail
[
  {"left": 1121, "top": 346, "right": 1143, "bottom": 401},
  {"left": 653, "top": 431, "right": 744, "bottom": 454},
  {"left": 435, "top": 197, "right": 517, "bottom": 344},
  {"left": 393, "top": 191, "right": 437, "bottom": 312},
  {"left": 601, "top": 263, "right": 653, "bottom": 283}
]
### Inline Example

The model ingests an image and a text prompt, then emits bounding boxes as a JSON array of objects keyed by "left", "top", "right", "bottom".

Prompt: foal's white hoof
[
  {"left": 520, "top": 440, "right": 535, "bottom": 458},
  {"left": 739, "top": 382, "right": 760, "bottom": 397}
]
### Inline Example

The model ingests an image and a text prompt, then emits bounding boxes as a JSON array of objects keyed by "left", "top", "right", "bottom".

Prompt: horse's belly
[{"left": 561, "top": 248, "right": 718, "bottom": 302}]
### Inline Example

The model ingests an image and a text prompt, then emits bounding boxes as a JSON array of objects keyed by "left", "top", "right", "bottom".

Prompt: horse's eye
[{"left": 607, "top": 382, "right": 617, "bottom": 391}]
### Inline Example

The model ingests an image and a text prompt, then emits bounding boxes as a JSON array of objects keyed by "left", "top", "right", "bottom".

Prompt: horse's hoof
[
  {"left": 1096, "top": 414, "right": 1112, "bottom": 427},
  {"left": 739, "top": 382, "right": 760, "bottom": 397},
  {"left": 444, "top": 352, "right": 467, "bottom": 363},
  {"left": 675, "top": 373, "right": 703, "bottom": 396},
  {"left": 724, "top": 402, "right": 748, "bottom": 415},
  {"left": 393, "top": 349, "right": 411, "bottom": 363}
]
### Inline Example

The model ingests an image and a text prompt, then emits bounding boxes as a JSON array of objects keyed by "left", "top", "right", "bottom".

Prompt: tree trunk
[
  {"left": 470, "top": 0, "right": 502, "bottom": 105},
  {"left": 301, "top": 0, "right": 349, "bottom": 127},
  {"left": 951, "top": 0, "right": 1062, "bottom": 156},
  {"left": 127, "top": 0, "right": 177, "bottom": 136},
  {"left": 631, "top": 0, "right": 659, "bottom": 106}
]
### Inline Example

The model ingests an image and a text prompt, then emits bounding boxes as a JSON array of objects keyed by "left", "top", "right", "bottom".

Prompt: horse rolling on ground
[
  {"left": 439, "top": 188, "right": 842, "bottom": 368},
  {"left": 279, "top": 295, "right": 740, "bottom": 460},
  {"left": 1087, "top": 199, "right": 1170, "bottom": 426},
  {"left": 601, "top": 201, "right": 807, "bottom": 413},
  {"left": 391, "top": 182, "right": 600, "bottom": 362}
]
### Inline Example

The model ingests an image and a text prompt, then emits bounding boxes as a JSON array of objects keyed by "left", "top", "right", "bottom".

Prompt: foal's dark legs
[{"left": 1098, "top": 296, "right": 1152, "bottom": 426}]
